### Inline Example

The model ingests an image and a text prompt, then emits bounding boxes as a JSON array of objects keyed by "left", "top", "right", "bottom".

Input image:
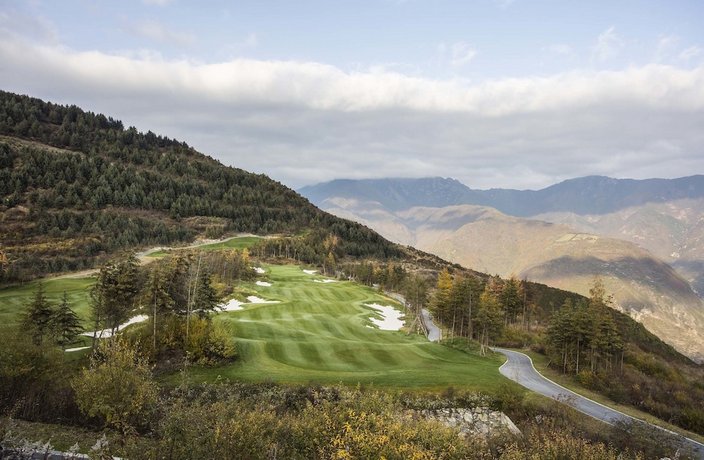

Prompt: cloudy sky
[{"left": 1, "top": 0, "right": 703, "bottom": 190}]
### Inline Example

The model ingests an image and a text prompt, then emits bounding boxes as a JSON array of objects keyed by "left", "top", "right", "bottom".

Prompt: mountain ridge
[{"left": 301, "top": 175, "right": 704, "bottom": 216}]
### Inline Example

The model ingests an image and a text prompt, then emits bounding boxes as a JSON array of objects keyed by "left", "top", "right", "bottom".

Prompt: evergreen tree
[
  {"left": 142, "top": 264, "right": 174, "bottom": 350},
  {"left": 22, "top": 283, "right": 54, "bottom": 345},
  {"left": 51, "top": 291, "right": 84, "bottom": 349},
  {"left": 192, "top": 269, "right": 222, "bottom": 318},
  {"left": 475, "top": 284, "right": 504, "bottom": 355},
  {"left": 449, "top": 274, "right": 481, "bottom": 339},
  {"left": 90, "top": 254, "right": 142, "bottom": 340},
  {"left": 429, "top": 268, "right": 453, "bottom": 325},
  {"left": 546, "top": 279, "right": 623, "bottom": 375},
  {"left": 402, "top": 274, "right": 429, "bottom": 335},
  {"left": 500, "top": 275, "right": 524, "bottom": 325}
]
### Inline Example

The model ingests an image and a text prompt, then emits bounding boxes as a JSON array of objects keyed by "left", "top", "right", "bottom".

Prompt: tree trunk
[
  {"left": 186, "top": 253, "right": 202, "bottom": 344},
  {"left": 153, "top": 296, "right": 157, "bottom": 351},
  {"left": 467, "top": 294, "right": 473, "bottom": 339}
]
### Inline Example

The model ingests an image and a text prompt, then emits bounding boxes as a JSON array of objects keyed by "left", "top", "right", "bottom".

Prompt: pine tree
[
  {"left": 91, "top": 254, "right": 142, "bottom": 341},
  {"left": 51, "top": 291, "right": 84, "bottom": 349},
  {"left": 448, "top": 274, "right": 480, "bottom": 339},
  {"left": 500, "top": 275, "right": 524, "bottom": 325},
  {"left": 430, "top": 269, "right": 453, "bottom": 325},
  {"left": 143, "top": 264, "right": 174, "bottom": 350},
  {"left": 475, "top": 285, "right": 504, "bottom": 355},
  {"left": 192, "top": 269, "right": 221, "bottom": 318},
  {"left": 402, "top": 274, "right": 429, "bottom": 335},
  {"left": 165, "top": 253, "right": 192, "bottom": 315},
  {"left": 22, "top": 283, "right": 54, "bottom": 345}
]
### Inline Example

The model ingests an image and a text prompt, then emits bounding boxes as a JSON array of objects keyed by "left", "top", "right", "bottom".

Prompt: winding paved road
[
  {"left": 494, "top": 348, "right": 704, "bottom": 458},
  {"left": 421, "top": 308, "right": 441, "bottom": 342}
]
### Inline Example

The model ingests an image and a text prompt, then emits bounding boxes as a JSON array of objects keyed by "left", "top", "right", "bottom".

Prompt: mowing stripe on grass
[{"left": 187, "top": 263, "right": 510, "bottom": 391}]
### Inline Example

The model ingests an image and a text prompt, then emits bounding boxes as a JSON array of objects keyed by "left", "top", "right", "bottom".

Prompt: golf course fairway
[
  {"left": 190, "top": 264, "right": 508, "bottom": 391},
  {"left": 0, "top": 276, "right": 95, "bottom": 327}
]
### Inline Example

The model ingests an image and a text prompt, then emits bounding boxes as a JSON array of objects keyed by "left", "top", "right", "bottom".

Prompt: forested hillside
[{"left": 0, "top": 90, "right": 399, "bottom": 281}]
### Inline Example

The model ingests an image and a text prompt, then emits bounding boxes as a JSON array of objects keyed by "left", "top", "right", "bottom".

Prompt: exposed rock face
[{"left": 414, "top": 407, "right": 521, "bottom": 438}]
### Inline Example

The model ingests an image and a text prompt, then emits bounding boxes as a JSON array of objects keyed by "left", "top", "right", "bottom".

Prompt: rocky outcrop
[{"left": 414, "top": 407, "right": 521, "bottom": 438}]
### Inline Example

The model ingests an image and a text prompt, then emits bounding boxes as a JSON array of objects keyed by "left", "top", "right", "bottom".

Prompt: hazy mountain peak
[{"left": 302, "top": 175, "right": 704, "bottom": 216}]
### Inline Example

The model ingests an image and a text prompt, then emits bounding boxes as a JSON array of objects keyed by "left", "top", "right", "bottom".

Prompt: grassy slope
[
  {"left": 199, "top": 236, "right": 262, "bottom": 251},
  {"left": 0, "top": 276, "right": 94, "bottom": 327},
  {"left": 188, "top": 264, "right": 508, "bottom": 390},
  {"left": 146, "top": 235, "right": 263, "bottom": 258}
]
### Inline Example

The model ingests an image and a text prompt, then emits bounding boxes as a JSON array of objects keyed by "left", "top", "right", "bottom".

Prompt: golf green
[{"left": 191, "top": 264, "right": 507, "bottom": 391}]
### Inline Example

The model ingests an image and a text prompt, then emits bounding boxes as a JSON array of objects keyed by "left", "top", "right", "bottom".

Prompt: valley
[{"left": 302, "top": 178, "right": 704, "bottom": 362}]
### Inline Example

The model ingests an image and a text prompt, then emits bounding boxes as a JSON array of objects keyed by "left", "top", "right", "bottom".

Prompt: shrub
[{"left": 72, "top": 338, "right": 158, "bottom": 434}]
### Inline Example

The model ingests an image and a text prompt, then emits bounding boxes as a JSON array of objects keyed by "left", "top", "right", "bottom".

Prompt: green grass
[
  {"left": 0, "top": 260, "right": 510, "bottom": 392},
  {"left": 0, "top": 277, "right": 96, "bottom": 327},
  {"left": 198, "top": 236, "right": 262, "bottom": 251},
  {"left": 146, "top": 236, "right": 262, "bottom": 257},
  {"left": 187, "top": 264, "right": 509, "bottom": 391}
]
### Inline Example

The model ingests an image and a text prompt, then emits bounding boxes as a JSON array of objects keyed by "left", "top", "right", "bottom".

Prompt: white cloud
[
  {"left": 679, "top": 45, "right": 702, "bottom": 61},
  {"left": 1, "top": 36, "right": 703, "bottom": 189},
  {"left": 654, "top": 34, "right": 679, "bottom": 62},
  {"left": 592, "top": 26, "right": 624, "bottom": 62},
  {"left": 130, "top": 20, "right": 195, "bottom": 47},
  {"left": 450, "top": 41, "right": 477, "bottom": 67}
]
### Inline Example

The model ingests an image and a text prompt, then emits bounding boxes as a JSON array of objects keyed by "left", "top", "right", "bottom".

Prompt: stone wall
[{"left": 413, "top": 407, "right": 521, "bottom": 438}]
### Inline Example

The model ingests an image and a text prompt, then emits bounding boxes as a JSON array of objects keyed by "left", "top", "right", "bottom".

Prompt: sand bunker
[
  {"left": 314, "top": 279, "right": 337, "bottom": 284},
  {"left": 65, "top": 346, "right": 90, "bottom": 353},
  {"left": 254, "top": 267, "right": 266, "bottom": 274},
  {"left": 218, "top": 295, "right": 280, "bottom": 312},
  {"left": 82, "top": 314, "right": 149, "bottom": 338},
  {"left": 255, "top": 280, "right": 272, "bottom": 287},
  {"left": 220, "top": 298, "right": 245, "bottom": 311},
  {"left": 364, "top": 303, "right": 404, "bottom": 331},
  {"left": 247, "top": 295, "right": 279, "bottom": 304},
  {"left": 302, "top": 269, "right": 317, "bottom": 275}
]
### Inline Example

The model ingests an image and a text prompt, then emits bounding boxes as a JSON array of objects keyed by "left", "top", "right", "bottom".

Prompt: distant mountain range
[
  {"left": 301, "top": 175, "right": 704, "bottom": 216},
  {"left": 301, "top": 176, "right": 704, "bottom": 361}
]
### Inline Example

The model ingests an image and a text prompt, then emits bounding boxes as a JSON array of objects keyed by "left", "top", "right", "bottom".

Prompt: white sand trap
[
  {"left": 220, "top": 298, "right": 245, "bottom": 311},
  {"left": 82, "top": 314, "right": 149, "bottom": 338},
  {"left": 256, "top": 281, "right": 272, "bottom": 287},
  {"left": 64, "top": 346, "right": 90, "bottom": 353},
  {"left": 364, "top": 303, "right": 405, "bottom": 331},
  {"left": 313, "top": 279, "right": 337, "bottom": 284},
  {"left": 254, "top": 267, "right": 266, "bottom": 274},
  {"left": 302, "top": 269, "right": 317, "bottom": 275},
  {"left": 247, "top": 295, "right": 279, "bottom": 304}
]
